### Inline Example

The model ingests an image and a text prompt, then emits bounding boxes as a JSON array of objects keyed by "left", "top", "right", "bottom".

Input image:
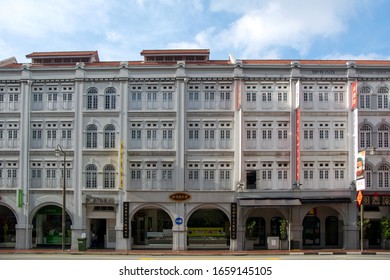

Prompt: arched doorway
[
  {"left": 187, "top": 208, "right": 230, "bottom": 249},
  {"left": 131, "top": 208, "right": 173, "bottom": 249},
  {"left": 32, "top": 205, "right": 71, "bottom": 248},
  {"left": 325, "top": 216, "right": 338, "bottom": 246},
  {"left": 245, "top": 217, "right": 266, "bottom": 248},
  {"left": 0, "top": 205, "right": 17, "bottom": 248},
  {"left": 303, "top": 216, "right": 320, "bottom": 246}
]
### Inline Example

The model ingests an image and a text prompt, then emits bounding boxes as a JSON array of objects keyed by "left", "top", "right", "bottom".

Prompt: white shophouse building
[{"left": 0, "top": 50, "right": 389, "bottom": 250}]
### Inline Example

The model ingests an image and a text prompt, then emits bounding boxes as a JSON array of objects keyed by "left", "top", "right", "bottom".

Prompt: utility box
[{"left": 267, "top": 236, "right": 280, "bottom": 250}]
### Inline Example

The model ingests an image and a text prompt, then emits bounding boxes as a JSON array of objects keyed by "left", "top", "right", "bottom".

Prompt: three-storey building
[{"left": 0, "top": 50, "right": 389, "bottom": 250}]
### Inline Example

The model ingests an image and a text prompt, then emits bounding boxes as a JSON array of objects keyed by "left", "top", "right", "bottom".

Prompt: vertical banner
[
  {"left": 295, "top": 79, "right": 300, "bottom": 109},
  {"left": 119, "top": 140, "right": 124, "bottom": 190},
  {"left": 295, "top": 80, "right": 301, "bottom": 183},
  {"left": 123, "top": 202, "right": 129, "bottom": 238},
  {"left": 296, "top": 108, "right": 301, "bottom": 183},
  {"left": 235, "top": 79, "right": 242, "bottom": 110},
  {"left": 351, "top": 80, "right": 358, "bottom": 110},
  {"left": 356, "top": 150, "right": 366, "bottom": 180},
  {"left": 17, "top": 189, "right": 23, "bottom": 208},
  {"left": 230, "top": 203, "right": 237, "bottom": 239},
  {"left": 356, "top": 150, "right": 366, "bottom": 191}
]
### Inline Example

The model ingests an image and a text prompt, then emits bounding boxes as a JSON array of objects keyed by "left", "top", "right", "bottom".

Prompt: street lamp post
[
  {"left": 360, "top": 198, "right": 364, "bottom": 252},
  {"left": 55, "top": 144, "right": 66, "bottom": 251},
  {"left": 357, "top": 146, "right": 375, "bottom": 252}
]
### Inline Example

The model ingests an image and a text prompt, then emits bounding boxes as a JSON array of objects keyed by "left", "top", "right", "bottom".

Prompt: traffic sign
[
  {"left": 175, "top": 217, "right": 183, "bottom": 225},
  {"left": 357, "top": 191, "right": 363, "bottom": 207}
]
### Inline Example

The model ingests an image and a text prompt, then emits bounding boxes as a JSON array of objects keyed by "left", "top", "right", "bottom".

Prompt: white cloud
[
  {"left": 177, "top": 0, "right": 355, "bottom": 58},
  {"left": 106, "top": 32, "right": 123, "bottom": 42},
  {"left": 0, "top": 0, "right": 110, "bottom": 38},
  {"left": 322, "top": 53, "right": 390, "bottom": 60}
]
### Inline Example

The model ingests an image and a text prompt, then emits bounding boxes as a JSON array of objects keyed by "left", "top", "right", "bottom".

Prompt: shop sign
[
  {"left": 187, "top": 227, "right": 225, "bottom": 237},
  {"left": 85, "top": 195, "right": 115, "bottom": 204},
  {"left": 363, "top": 195, "right": 390, "bottom": 206},
  {"left": 231, "top": 203, "right": 237, "bottom": 240},
  {"left": 17, "top": 189, "right": 23, "bottom": 208},
  {"left": 38, "top": 206, "right": 62, "bottom": 215},
  {"left": 169, "top": 192, "right": 191, "bottom": 202},
  {"left": 123, "top": 202, "right": 129, "bottom": 238}
]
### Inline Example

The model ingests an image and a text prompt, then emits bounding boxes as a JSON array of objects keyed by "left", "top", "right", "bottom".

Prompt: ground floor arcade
[{"left": 2, "top": 194, "right": 383, "bottom": 251}]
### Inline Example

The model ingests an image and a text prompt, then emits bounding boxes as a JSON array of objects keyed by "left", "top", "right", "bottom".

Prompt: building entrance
[{"left": 90, "top": 219, "right": 107, "bottom": 249}]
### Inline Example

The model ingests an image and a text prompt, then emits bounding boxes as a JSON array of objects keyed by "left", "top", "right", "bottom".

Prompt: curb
[{"left": 1, "top": 249, "right": 390, "bottom": 256}]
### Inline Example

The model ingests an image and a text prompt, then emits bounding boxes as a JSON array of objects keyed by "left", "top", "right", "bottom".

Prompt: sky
[{"left": 1, "top": 0, "right": 390, "bottom": 63}]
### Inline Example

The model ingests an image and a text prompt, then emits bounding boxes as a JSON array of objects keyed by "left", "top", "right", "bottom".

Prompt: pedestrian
[{"left": 91, "top": 231, "right": 97, "bottom": 248}]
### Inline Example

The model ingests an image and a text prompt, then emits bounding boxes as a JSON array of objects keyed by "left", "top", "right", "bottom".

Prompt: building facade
[{"left": 0, "top": 50, "right": 389, "bottom": 250}]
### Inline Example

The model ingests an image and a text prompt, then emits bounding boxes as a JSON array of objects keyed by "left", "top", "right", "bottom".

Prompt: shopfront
[
  {"left": 32, "top": 205, "right": 71, "bottom": 248},
  {"left": 132, "top": 208, "right": 173, "bottom": 249},
  {"left": 0, "top": 205, "right": 17, "bottom": 248},
  {"left": 187, "top": 208, "right": 230, "bottom": 249}
]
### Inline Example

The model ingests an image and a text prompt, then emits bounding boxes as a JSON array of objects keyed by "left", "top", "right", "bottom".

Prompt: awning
[
  {"left": 300, "top": 198, "right": 351, "bottom": 204},
  {"left": 239, "top": 199, "right": 302, "bottom": 207}
]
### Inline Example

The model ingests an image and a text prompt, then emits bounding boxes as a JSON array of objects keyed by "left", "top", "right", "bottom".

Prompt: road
[{"left": 1, "top": 252, "right": 390, "bottom": 260}]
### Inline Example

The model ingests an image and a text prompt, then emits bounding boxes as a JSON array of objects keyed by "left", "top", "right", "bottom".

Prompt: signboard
[
  {"left": 351, "top": 81, "right": 358, "bottom": 110},
  {"left": 187, "top": 228, "right": 225, "bottom": 237},
  {"left": 17, "top": 189, "right": 23, "bottom": 208},
  {"left": 356, "top": 179, "right": 366, "bottom": 191},
  {"left": 169, "top": 192, "right": 191, "bottom": 202},
  {"left": 363, "top": 195, "right": 390, "bottom": 206},
  {"left": 85, "top": 195, "right": 115, "bottom": 204},
  {"left": 123, "top": 202, "right": 129, "bottom": 238},
  {"left": 231, "top": 203, "right": 237, "bottom": 240}
]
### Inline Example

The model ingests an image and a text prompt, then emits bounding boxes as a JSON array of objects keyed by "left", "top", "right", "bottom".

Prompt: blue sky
[{"left": 1, "top": 0, "right": 390, "bottom": 63}]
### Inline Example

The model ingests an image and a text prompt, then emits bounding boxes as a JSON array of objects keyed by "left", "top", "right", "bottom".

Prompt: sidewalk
[{"left": 1, "top": 248, "right": 390, "bottom": 256}]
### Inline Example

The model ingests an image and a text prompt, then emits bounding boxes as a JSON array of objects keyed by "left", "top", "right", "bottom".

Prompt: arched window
[
  {"left": 378, "top": 124, "right": 389, "bottom": 148},
  {"left": 105, "top": 87, "right": 116, "bottom": 110},
  {"left": 378, "top": 165, "right": 389, "bottom": 188},
  {"left": 86, "top": 164, "right": 97, "bottom": 188},
  {"left": 359, "top": 86, "right": 371, "bottom": 109},
  {"left": 103, "top": 164, "right": 116, "bottom": 189},
  {"left": 377, "top": 87, "right": 389, "bottom": 109},
  {"left": 359, "top": 124, "right": 372, "bottom": 149},
  {"left": 87, "top": 87, "right": 98, "bottom": 109},
  {"left": 86, "top": 124, "right": 98, "bottom": 148},
  {"left": 365, "top": 165, "right": 372, "bottom": 188},
  {"left": 104, "top": 124, "right": 116, "bottom": 148}
]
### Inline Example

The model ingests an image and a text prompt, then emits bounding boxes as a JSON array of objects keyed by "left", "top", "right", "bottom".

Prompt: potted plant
[
  {"left": 358, "top": 218, "right": 370, "bottom": 249},
  {"left": 380, "top": 216, "right": 390, "bottom": 249},
  {"left": 245, "top": 220, "right": 257, "bottom": 250},
  {"left": 279, "top": 219, "right": 288, "bottom": 250}
]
